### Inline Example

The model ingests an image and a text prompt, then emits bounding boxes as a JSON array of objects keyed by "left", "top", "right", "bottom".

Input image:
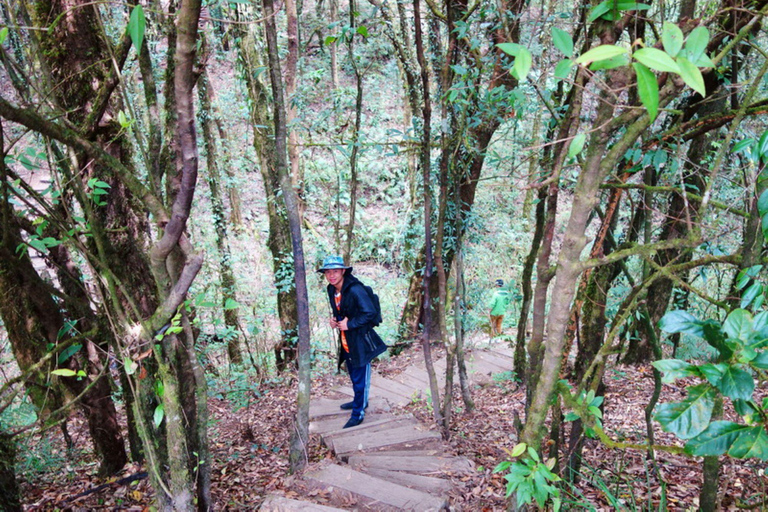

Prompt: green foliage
[
  {"left": 128, "top": 5, "right": 146, "bottom": 53},
  {"left": 655, "top": 307, "right": 768, "bottom": 460},
  {"left": 494, "top": 443, "right": 562, "bottom": 510}
]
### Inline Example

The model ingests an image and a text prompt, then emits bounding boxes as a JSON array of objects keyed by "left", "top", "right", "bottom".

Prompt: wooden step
[
  {"left": 310, "top": 412, "right": 397, "bottom": 435},
  {"left": 471, "top": 350, "right": 512, "bottom": 374},
  {"left": 348, "top": 454, "right": 475, "bottom": 475},
  {"left": 361, "top": 467, "right": 452, "bottom": 495},
  {"left": 336, "top": 383, "right": 409, "bottom": 407},
  {"left": 334, "top": 424, "right": 442, "bottom": 459},
  {"left": 309, "top": 397, "right": 389, "bottom": 420},
  {"left": 259, "top": 494, "right": 346, "bottom": 511},
  {"left": 303, "top": 462, "right": 447, "bottom": 511},
  {"left": 321, "top": 415, "right": 418, "bottom": 447},
  {"left": 371, "top": 374, "right": 420, "bottom": 402}
]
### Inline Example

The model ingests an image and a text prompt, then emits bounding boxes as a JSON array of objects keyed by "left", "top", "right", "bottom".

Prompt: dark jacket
[{"left": 327, "top": 273, "right": 387, "bottom": 369}]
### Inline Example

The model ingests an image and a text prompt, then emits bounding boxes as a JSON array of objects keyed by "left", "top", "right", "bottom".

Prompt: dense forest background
[{"left": 1, "top": 0, "right": 768, "bottom": 509}]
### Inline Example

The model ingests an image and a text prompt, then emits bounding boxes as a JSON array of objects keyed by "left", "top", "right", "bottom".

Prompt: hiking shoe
[
  {"left": 343, "top": 416, "right": 364, "bottom": 429},
  {"left": 340, "top": 401, "right": 368, "bottom": 410}
]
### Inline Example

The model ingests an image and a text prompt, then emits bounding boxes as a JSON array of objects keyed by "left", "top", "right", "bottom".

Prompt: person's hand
[
  {"left": 338, "top": 317, "right": 349, "bottom": 331},
  {"left": 329, "top": 317, "right": 339, "bottom": 329}
]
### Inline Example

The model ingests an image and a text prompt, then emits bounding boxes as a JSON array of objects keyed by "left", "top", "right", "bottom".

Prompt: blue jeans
[{"left": 344, "top": 352, "right": 371, "bottom": 420}]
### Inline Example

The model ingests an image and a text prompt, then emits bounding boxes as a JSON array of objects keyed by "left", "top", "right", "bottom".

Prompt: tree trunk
[
  {"left": 262, "top": 0, "right": 313, "bottom": 474},
  {"left": 0, "top": 433, "right": 20, "bottom": 512},
  {"left": 197, "top": 45, "right": 244, "bottom": 365}
]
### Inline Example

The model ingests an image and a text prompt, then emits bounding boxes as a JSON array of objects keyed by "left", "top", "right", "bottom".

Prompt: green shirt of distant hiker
[{"left": 489, "top": 279, "right": 510, "bottom": 337}]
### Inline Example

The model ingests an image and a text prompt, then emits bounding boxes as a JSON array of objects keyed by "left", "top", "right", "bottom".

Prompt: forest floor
[{"left": 16, "top": 337, "right": 768, "bottom": 511}]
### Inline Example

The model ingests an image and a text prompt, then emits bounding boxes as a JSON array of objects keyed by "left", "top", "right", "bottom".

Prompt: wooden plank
[
  {"left": 389, "top": 371, "right": 431, "bottom": 395},
  {"left": 361, "top": 467, "right": 451, "bottom": 495},
  {"left": 310, "top": 412, "right": 396, "bottom": 435},
  {"left": 322, "top": 415, "right": 417, "bottom": 446},
  {"left": 484, "top": 347, "right": 516, "bottom": 365},
  {"left": 309, "top": 397, "right": 388, "bottom": 420},
  {"left": 303, "top": 463, "right": 446, "bottom": 511},
  {"left": 467, "top": 358, "right": 506, "bottom": 380},
  {"left": 334, "top": 425, "right": 442, "bottom": 458},
  {"left": 337, "top": 384, "right": 409, "bottom": 407},
  {"left": 259, "top": 495, "right": 345, "bottom": 511},
  {"left": 347, "top": 454, "right": 475, "bottom": 475},
  {"left": 371, "top": 374, "right": 420, "bottom": 401},
  {"left": 472, "top": 350, "right": 512, "bottom": 373}
]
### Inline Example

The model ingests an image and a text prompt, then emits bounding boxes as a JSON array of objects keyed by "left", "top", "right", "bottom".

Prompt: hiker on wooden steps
[{"left": 318, "top": 255, "right": 387, "bottom": 429}]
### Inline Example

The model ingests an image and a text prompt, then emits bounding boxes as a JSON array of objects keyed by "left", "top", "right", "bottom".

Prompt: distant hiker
[
  {"left": 489, "top": 279, "right": 510, "bottom": 337},
  {"left": 318, "top": 255, "right": 387, "bottom": 429}
]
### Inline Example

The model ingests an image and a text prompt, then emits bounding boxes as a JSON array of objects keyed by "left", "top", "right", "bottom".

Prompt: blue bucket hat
[{"left": 317, "top": 255, "right": 353, "bottom": 273}]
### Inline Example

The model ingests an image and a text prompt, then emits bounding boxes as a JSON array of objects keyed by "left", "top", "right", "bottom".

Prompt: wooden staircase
[{"left": 260, "top": 343, "right": 515, "bottom": 510}]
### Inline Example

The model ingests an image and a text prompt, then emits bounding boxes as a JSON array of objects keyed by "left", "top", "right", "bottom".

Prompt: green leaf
[
  {"left": 685, "top": 421, "right": 745, "bottom": 457},
  {"left": 0, "top": 27, "right": 8, "bottom": 45},
  {"left": 568, "top": 133, "right": 586, "bottom": 159},
  {"left": 154, "top": 404, "right": 165, "bottom": 427},
  {"left": 57, "top": 343, "right": 82, "bottom": 364},
  {"left": 727, "top": 426, "right": 768, "bottom": 459},
  {"left": 128, "top": 5, "right": 146, "bottom": 54},
  {"left": 124, "top": 356, "right": 137, "bottom": 376},
  {"left": 652, "top": 359, "right": 701, "bottom": 384},
  {"left": 654, "top": 383, "right": 716, "bottom": 439},
  {"left": 511, "top": 442, "right": 527, "bottom": 457},
  {"left": 587, "top": 0, "right": 612, "bottom": 22},
  {"left": 589, "top": 53, "right": 630, "bottom": 71},
  {"left": 633, "top": 48, "right": 680, "bottom": 74},
  {"left": 658, "top": 310, "right": 702, "bottom": 336},
  {"left": 497, "top": 42, "right": 523, "bottom": 57},
  {"left": 737, "top": 265, "right": 763, "bottom": 290},
  {"left": 511, "top": 47, "right": 533, "bottom": 81},
  {"left": 741, "top": 282, "right": 763, "bottom": 309},
  {"left": 733, "top": 138, "right": 755, "bottom": 155},
  {"left": 752, "top": 351, "right": 768, "bottom": 369},
  {"left": 633, "top": 62, "right": 658, "bottom": 122},
  {"left": 723, "top": 309, "right": 753, "bottom": 341},
  {"left": 51, "top": 368, "right": 77, "bottom": 377},
  {"left": 677, "top": 57, "right": 706, "bottom": 96},
  {"left": 554, "top": 59, "right": 574, "bottom": 80},
  {"left": 356, "top": 26, "right": 369, "bottom": 38},
  {"left": 684, "top": 26, "right": 710, "bottom": 64},
  {"left": 551, "top": 27, "right": 573, "bottom": 57},
  {"left": 661, "top": 22, "right": 684, "bottom": 57},
  {"left": 575, "top": 45, "right": 627, "bottom": 65},
  {"left": 718, "top": 366, "right": 754, "bottom": 401},
  {"left": 758, "top": 130, "right": 768, "bottom": 163},
  {"left": 224, "top": 298, "right": 240, "bottom": 310},
  {"left": 699, "top": 363, "right": 726, "bottom": 387},
  {"left": 324, "top": 36, "right": 337, "bottom": 46}
]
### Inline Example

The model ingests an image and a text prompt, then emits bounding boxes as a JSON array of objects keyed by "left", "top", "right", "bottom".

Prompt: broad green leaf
[
  {"left": 654, "top": 383, "right": 716, "bottom": 439},
  {"left": 633, "top": 48, "right": 680, "bottom": 74},
  {"left": 700, "top": 320, "right": 728, "bottom": 359},
  {"left": 128, "top": 5, "right": 146, "bottom": 53},
  {"left": 554, "top": 59, "right": 574, "bottom": 80},
  {"left": 575, "top": 45, "right": 626, "bottom": 65},
  {"left": 717, "top": 366, "right": 754, "bottom": 401},
  {"left": 662, "top": 22, "right": 684, "bottom": 57},
  {"left": 512, "top": 47, "right": 533, "bottom": 81},
  {"left": 677, "top": 57, "right": 706, "bottom": 97},
  {"left": 0, "top": 28, "right": 8, "bottom": 45},
  {"left": 497, "top": 42, "right": 523, "bottom": 57},
  {"left": 737, "top": 265, "right": 763, "bottom": 290},
  {"left": 694, "top": 54, "right": 715, "bottom": 68},
  {"left": 568, "top": 133, "right": 586, "bottom": 159},
  {"left": 762, "top": 212, "right": 768, "bottom": 239},
  {"left": 684, "top": 26, "right": 710, "bottom": 63},
  {"left": 154, "top": 404, "right": 165, "bottom": 427},
  {"left": 51, "top": 368, "right": 77, "bottom": 377},
  {"left": 685, "top": 421, "right": 745, "bottom": 457},
  {"left": 587, "top": 0, "right": 613, "bottom": 22},
  {"left": 733, "top": 138, "right": 755, "bottom": 155},
  {"left": 511, "top": 443, "right": 527, "bottom": 457},
  {"left": 324, "top": 36, "right": 337, "bottom": 46},
  {"left": 723, "top": 309, "right": 753, "bottom": 341},
  {"left": 751, "top": 310, "right": 768, "bottom": 337},
  {"left": 552, "top": 27, "right": 573, "bottom": 57},
  {"left": 224, "top": 298, "right": 240, "bottom": 310},
  {"left": 741, "top": 282, "right": 763, "bottom": 309},
  {"left": 633, "top": 62, "right": 658, "bottom": 122},
  {"left": 590, "top": 54, "right": 629, "bottom": 71},
  {"left": 699, "top": 363, "right": 726, "bottom": 387},
  {"left": 658, "top": 310, "right": 702, "bottom": 336},
  {"left": 758, "top": 130, "right": 768, "bottom": 162},
  {"left": 356, "top": 26, "right": 369, "bottom": 38},
  {"left": 652, "top": 359, "right": 700, "bottom": 384},
  {"left": 727, "top": 426, "right": 768, "bottom": 459},
  {"left": 752, "top": 351, "right": 768, "bottom": 369},
  {"left": 57, "top": 343, "right": 82, "bottom": 364}
]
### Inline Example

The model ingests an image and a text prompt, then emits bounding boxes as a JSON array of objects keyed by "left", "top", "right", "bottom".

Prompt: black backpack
[{"left": 358, "top": 282, "right": 383, "bottom": 327}]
